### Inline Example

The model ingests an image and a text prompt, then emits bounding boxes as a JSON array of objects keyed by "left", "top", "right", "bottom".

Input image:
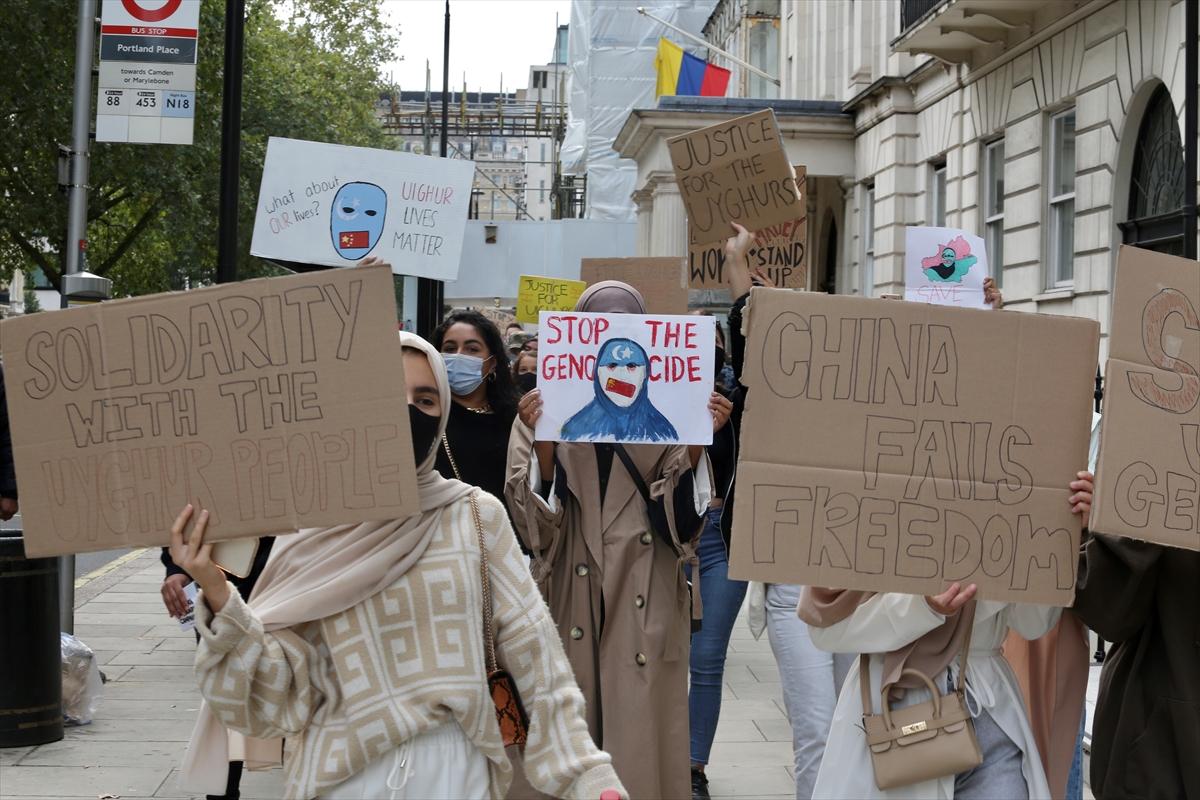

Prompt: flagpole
[{"left": 636, "top": 6, "right": 780, "bottom": 87}]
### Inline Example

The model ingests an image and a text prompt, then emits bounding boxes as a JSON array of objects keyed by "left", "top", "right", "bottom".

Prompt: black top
[
  {"left": 161, "top": 536, "right": 275, "bottom": 602},
  {"left": 435, "top": 401, "right": 518, "bottom": 504},
  {"left": 718, "top": 293, "right": 751, "bottom": 548},
  {"left": 707, "top": 386, "right": 737, "bottom": 500},
  {"left": 0, "top": 365, "right": 16, "bottom": 499}
]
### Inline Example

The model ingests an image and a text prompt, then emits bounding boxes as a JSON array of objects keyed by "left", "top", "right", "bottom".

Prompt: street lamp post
[{"left": 416, "top": 0, "right": 451, "bottom": 338}]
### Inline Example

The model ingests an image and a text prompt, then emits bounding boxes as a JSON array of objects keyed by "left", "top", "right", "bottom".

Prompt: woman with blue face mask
[{"left": 431, "top": 311, "right": 522, "bottom": 514}]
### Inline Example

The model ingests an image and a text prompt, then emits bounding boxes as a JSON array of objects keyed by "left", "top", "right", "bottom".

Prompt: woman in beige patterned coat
[
  {"left": 172, "top": 333, "right": 626, "bottom": 800},
  {"left": 507, "top": 282, "right": 731, "bottom": 800}
]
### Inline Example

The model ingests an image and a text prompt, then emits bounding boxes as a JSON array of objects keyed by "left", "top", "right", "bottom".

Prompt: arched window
[{"left": 1120, "top": 85, "right": 1186, "bottom": 255}]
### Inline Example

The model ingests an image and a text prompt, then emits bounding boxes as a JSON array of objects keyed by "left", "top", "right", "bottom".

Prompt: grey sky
[{"left": 379, "top": 0, "right": 571, "bottom": 94}]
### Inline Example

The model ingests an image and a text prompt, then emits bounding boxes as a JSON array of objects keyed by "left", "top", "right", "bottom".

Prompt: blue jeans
[
  {"left": 1065, "top": 706, "right": 1085, "bottom": 800},
  {"left": 686, "top": 508, "right": 748, "bottom": 766}
]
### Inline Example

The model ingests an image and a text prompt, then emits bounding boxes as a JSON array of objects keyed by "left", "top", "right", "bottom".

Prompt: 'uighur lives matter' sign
[
  {"left": 729, "top": 289, "right": 1099, "bottom": 605},
  {"left": 0, "top": 266, "right": 420, "bottom": 558},
  {"left": 250, "top": 137, "right": 475, "bottom": 280}
]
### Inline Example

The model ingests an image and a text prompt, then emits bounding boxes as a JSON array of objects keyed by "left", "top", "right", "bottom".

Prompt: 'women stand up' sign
[
  {"left": 534, "top": 311, "right": 715, "bottom": 445},
  {"left": 250, "top": 137, "right": 475, "bottom": 280}
]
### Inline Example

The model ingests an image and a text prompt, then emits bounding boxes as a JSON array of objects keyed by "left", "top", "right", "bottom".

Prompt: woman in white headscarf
[{"left": 174, "top": 332, "right": 625, "bottom": 800}]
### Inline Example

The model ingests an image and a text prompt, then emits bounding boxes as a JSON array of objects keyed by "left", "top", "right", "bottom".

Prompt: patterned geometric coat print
[
  {"left": 506, "top": 420, "right": 708, "bottom": 800},
  {"left": 193, "top": 493, "right": 621, "bottom": 800}
]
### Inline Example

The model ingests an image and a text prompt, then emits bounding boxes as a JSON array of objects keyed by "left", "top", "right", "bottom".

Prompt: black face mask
[
  {"left": 515, "top": 372, "right": 537, "bottom": 395},
  {"left": 408, "top": 403, "right": 441, "bottom": 465},
  {"left": 715, "top": 345, "right": 727, "bottom": 368}
]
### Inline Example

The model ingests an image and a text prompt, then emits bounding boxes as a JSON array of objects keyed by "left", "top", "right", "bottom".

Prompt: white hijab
[{"left": 181, "top": 332, "right": 475, "bottom": 794}]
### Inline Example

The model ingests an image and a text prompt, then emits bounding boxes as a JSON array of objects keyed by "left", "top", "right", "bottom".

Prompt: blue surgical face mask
[{"left": 443, "top": 353, "right": 488, "bottom": 396}]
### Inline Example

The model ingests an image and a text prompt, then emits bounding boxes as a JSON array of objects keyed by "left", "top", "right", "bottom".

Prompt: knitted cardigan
[{"left": 194, "top": 492, "right": 622, "bottom": 800}]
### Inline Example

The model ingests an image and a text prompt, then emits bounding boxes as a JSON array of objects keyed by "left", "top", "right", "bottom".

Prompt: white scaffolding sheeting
[{"left": 562, "top": 0, "right": 717, "bottom": 221}]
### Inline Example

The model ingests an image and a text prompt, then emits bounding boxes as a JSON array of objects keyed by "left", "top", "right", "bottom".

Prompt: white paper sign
[
  {"left": 250, "top": 137, "right": 475, "bottom": 280},
  {"left": 903, "top": 226, "right": 990, "bottom": 309},
  {"left": 535, "top": 311, "right": 715, "bottom": 445},
  {"left": 178, "top": 581, "right": 199, "bottom": 632}
]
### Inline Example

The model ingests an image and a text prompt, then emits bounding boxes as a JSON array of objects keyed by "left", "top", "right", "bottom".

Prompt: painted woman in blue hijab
[{"left": 560, "top": 337, "right": 679, "bottom": 442}]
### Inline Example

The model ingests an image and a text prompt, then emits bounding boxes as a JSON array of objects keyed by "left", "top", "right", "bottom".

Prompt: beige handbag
[{"left": 860, "top": 610, "right": 982, "bottom": 790}]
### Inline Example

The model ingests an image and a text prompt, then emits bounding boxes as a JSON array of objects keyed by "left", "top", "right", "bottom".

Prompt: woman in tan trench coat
[{"left": 506, "top": 281, "right": 731, "bottom": 800}]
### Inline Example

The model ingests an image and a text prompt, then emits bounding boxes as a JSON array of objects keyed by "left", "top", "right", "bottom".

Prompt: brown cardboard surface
[
  {"left": 688, "top": 167, "right": 808, "bottom": 290},
  {"left": 579, "top": 257, "right": 688, "bottom": 315},
  {"left": 1091, "top": 246, "right": 1200, "bottom": 551},
  {"left": 0, "top": 265, "right": 420, "bottom": 558},
  {"left": 668, "top": 109, "right": 803, "bottom": 247},
  {"left": 728, "top": 288, "right": 1099, "bottom": 605}
]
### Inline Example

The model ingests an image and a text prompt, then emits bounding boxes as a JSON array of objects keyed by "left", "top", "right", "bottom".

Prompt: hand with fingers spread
[
  {"left": 168, "top": 504, "right": 230, "bottom": 613},
  {"left": 1069, "top": 470, "right": 1094, "bottom": 530},
  {"left": 925, "top": 581, "right": 977, "bottom": 616},
  {"left": 750, "top": 266, "right": 776, "bottom": 289},
  {"left": 160, "top": 573, "right": 191, "bottom": 618}
]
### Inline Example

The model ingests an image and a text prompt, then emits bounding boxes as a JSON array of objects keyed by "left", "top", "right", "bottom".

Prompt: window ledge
[{"left": 1033, "top": 288, "right": 1076, "bottom": 303}]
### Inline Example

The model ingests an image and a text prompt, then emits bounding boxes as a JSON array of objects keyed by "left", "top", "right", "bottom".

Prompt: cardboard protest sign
[
  {"left": 250, "top": 137, "right": 475, "bottom": 280},
  {"left": 689, "top": 166, "right": 808, "bottom": 290},
  {"left": 0, "top": 265, "right": 420, "bottom": 558},
  {"left": 668, "top": 109, "right": 803, "bottom": 247},
  {"left": 1091, "top": 246, "right": 1200, "bottom": 551},
  {"left": 904, "top": 227, "right": 990, "bottom": 309},
  {"left": 516, "top": 275, "right": 588, "bottom": 324},
  {"left": 728, "top": 289, "right": 1099, "bottom": 605},
  {"left": 534, "top": 311, "right": 715, "bottom": 445},
  {"left": 580, "top": 258, "right": 688, "bottom": 315}
]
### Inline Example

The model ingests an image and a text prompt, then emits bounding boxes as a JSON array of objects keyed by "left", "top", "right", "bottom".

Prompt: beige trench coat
[{"left": 506, "top": 420, "right": 706, "bottom": 800}]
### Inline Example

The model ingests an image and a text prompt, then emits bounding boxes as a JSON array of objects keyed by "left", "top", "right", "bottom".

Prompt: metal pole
[
  {"left": 60, "top": 0, "right": 99, "bottom": 634},
  {"left": 216, "top": 0, "right": 246, "bottom": 284},
  {"left": 65, "top": 0, "right": 97, "bottom": 278},
  {"left": 417, "top": 0, "right": 450, "bottom": 338},
  {"left": 1183, "top": 0, "right": 1197, "bottom": 260}
]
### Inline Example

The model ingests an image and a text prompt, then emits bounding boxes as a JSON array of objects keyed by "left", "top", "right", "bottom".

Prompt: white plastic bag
[{"left": 61, "top": 633, "right": 103, "bottom": 726}]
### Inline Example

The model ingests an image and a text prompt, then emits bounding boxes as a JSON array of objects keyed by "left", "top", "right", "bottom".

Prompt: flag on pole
[{"left": 655, "top": 38, "right": 731, "bottom": 98}]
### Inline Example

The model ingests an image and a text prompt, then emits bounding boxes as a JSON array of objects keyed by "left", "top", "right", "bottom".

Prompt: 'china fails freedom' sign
[
  {"left": 729, "top": 289, "right": 1099, "bottom": 605},
  {"left": 0, "top": 266, "right": 420, "bottom": 558}
]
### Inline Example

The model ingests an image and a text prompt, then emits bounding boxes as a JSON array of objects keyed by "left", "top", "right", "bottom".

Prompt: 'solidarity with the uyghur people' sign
[
  {"left": 534, "top": 311, "right": 716, "bottom": 446},
  {"left": 250, "top": 137, "right": 475, "bottom": 280}
]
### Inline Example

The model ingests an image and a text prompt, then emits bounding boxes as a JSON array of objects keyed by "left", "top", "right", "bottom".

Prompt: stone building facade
[{"left": 618, "top": 0, "right": 1196, "bottom": 361}]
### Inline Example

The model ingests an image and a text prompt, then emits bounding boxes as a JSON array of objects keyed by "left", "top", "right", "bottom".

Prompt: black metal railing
[{"left": 900, "top": 0, "right": 950, "bottom": 33}]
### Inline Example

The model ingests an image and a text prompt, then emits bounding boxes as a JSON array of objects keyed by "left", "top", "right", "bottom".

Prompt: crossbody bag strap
[
  {"left": 441, "top": 434, "right": 462, "bottom": 481},
  {"left": 467, "top": 491, "right": 499, "bottom": 674},
  {"left": 612, "top": 444, "right": 682, "bottom": 557}
]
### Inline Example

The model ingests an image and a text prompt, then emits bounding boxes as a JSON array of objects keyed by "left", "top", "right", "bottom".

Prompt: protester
[
  {"left": 431, "top": 310, "right": 521, "bottom": 503},
  {"left": 684, "top": 312, "right": 746, "bottom": 800},
  {"left": 175, "top": 332, "right": 625, "bottom": 800},
  {"left": 506, "top": 281, "right": 730, "bottom": 800},
  {"left": 0, "top": 363, "right": 17, "bottom": 521},
  {"left": 1066, "top": 472, "right": 1199, "bottom": 799},
  {"left": 512, "top": 350, "right": 538, "bottom": 395}
]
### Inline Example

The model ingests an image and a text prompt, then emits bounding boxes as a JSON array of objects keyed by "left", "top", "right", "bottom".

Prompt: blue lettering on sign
[{"left": 162, "top": 91, "right": 194, "bottom": 118}]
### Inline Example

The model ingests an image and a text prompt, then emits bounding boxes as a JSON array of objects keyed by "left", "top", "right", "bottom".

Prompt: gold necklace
[{"left": 463, "top": 403, "right": 493, "bottom": 414}]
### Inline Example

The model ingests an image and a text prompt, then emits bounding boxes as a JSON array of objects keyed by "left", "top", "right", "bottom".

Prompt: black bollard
[{"left": 0, "top": 528, "right": 64, "bottom": 747}]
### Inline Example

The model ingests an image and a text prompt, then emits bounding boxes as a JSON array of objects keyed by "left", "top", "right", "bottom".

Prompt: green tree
[{"left": 0, "top": 0, "right": 398, "bottom": 297}]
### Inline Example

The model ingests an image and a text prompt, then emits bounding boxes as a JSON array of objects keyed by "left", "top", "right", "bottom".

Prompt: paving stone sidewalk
[{"left": 0, "top": 549, "right": 795, "bottom": 800}]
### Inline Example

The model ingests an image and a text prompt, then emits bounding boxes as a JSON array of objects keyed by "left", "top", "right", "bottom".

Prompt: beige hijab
[
  {"left": 180, "top": 332, "right": 475, "bottom": 795},
  {"left": 799, "top": 588, "right": 977, "bottom": 694}
]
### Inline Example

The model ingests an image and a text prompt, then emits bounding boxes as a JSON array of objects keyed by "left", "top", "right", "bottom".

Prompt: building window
[
  {"left": 983, "top": 140, "right": 1005, "bottom": 287},
  {"left": 539, "top": 179, "right": 546, "bottom": 201},
  {"left": 862, "top": 184, "right": 875, "bottom": 296},
  {"left": 540, "top": 142, "right": 547, "bottom": 163},
  {"left": 533, "top": 70, "right": 547, "bottom": 89},
  {"left": 1120, "top": 84, "right": 1187, "bottom": 255},
  {"left": 1048, "top": 109, "right": 1076, "bottom": 287},
  {"left": 931, "top": 161, "right": 947, "bottom": 226}
]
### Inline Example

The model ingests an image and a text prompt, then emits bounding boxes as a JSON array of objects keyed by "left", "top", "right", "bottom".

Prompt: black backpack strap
[{"left": 612, "top": 444, "right": 682, "bottom": 557}]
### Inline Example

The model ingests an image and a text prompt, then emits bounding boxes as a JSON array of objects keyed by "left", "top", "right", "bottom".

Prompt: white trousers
[
  {"left": 322, "top": 723, "right": 491, "bottom": 800},
  {"left": 766, "top": 583, "right": 855, "bottom": 800}
]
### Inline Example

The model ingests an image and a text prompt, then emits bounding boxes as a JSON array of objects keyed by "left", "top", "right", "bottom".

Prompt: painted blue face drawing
[
  {"left": 329, "top": 181, "right": 387, "bottom": 260},
  {"left": 560, "top": 338, "right": 679, "bottom": 443}
]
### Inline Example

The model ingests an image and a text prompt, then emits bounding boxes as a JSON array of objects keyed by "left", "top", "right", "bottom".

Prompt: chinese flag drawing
[{"left": 339, "top": 230, "right": 369, "bottom": 249}]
